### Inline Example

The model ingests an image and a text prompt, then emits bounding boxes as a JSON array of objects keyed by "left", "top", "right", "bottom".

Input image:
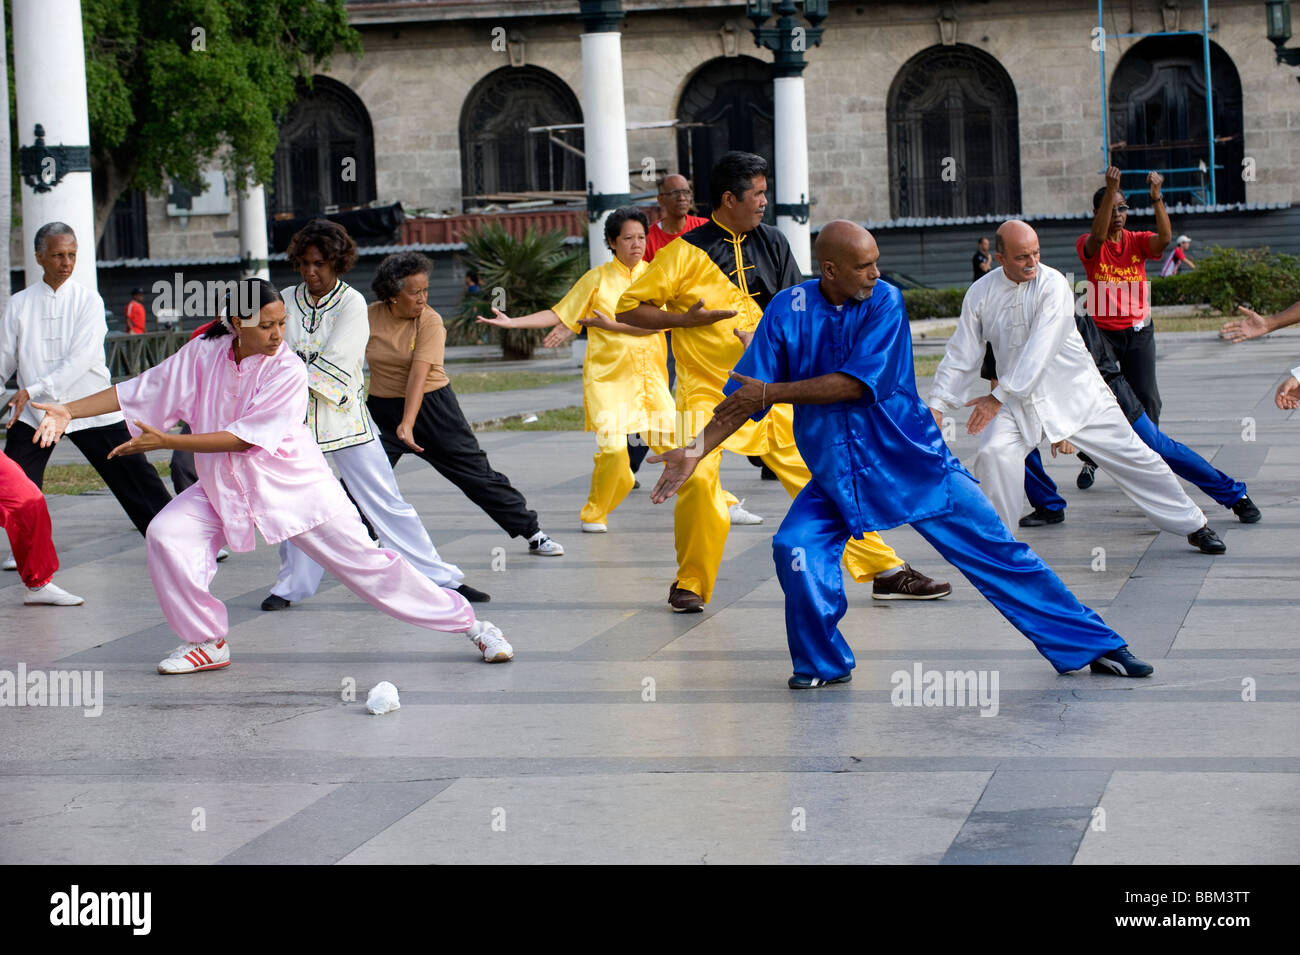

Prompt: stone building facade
[{"left": 81, "top": 0, "right": 1300, "bottom": 267}]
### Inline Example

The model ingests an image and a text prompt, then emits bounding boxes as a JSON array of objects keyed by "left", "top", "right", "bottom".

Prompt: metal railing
[{"left": 104, "top": 329, "right": 188, "bottom": 383}]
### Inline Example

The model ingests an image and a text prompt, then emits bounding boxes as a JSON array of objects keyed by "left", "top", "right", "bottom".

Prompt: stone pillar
[
  {"left": 238, "top": 184, "right": 270, "bottom": 280},
  {"left": 578, "top": 0, "right": 630, "bottom": 269},
  {"left": 13, "top": 0, "right": 97, "bottom": 289}
]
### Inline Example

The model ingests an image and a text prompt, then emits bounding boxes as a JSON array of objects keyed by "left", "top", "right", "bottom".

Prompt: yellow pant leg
[
  {"left": 759, "top": 441, "right": 905, "bottom": 583},
  {"left": 673, "top": 447, "right": 728, "bottom": 602},
  {"left": 580, "top": 437, "right": 636, "bottom": 525},
  {"left": 722, "top": 489, "right": 740, "bottom": 508}
]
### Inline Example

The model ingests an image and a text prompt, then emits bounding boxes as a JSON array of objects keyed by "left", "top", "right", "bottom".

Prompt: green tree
[
  {"left": 455, "top": 223, "right": 587, "bottom": 360},
  {"left": 82, "top": 0, "right": 360, "bottom": 240}
]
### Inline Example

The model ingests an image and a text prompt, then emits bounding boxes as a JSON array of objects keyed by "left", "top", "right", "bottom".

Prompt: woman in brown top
[{"left": 366, "top": 252, "right": 563, "bottom": 556}]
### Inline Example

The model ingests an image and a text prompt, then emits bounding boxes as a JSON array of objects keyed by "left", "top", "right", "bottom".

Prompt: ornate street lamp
[
  {"left": 746, "top": 0, "right": 829, "bottom": 274},
  {"left": 1265, "top": 0, "right": 1300, "bottom": 66}
]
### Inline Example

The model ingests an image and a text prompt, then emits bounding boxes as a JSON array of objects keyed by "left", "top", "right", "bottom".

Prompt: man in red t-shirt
[
  {"left": 125, "top": 287, "right": 147, "bottom": 334},
  {"left": 1075, "top": 166, "right": 1171, "bottom": 487},
  {"left": 644, "top": 174, "right": 708, "bottom": 262}
]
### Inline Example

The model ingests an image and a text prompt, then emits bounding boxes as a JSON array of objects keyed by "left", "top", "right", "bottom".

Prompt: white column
[
  {"left": 773, "top": 75, "right": 811, "bottom": 276},
  {"left": 580, "top": 31, "right": 630, "bottom": 270},
  {"left": 238, "top": 184, "right": 270, "bottom": 280},
  {"left": 13, "top": 0, "right": 97, "bottom": 290}
]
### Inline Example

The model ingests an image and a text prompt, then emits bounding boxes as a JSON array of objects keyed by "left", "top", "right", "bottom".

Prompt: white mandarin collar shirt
[
  {"left": 0, "top": 278, "right": 123, "bottom": 432},
  {"left": 928, "top": 264, "right": 1113, "bottom": 444}
]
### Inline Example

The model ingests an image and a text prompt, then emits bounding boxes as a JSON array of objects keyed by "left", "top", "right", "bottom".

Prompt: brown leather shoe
[
  {"left": 871, "top": 563, "right": 952, "bottom": 600},
  {"left": 668, "top": 583, "right": 704, "bottom": 613}
]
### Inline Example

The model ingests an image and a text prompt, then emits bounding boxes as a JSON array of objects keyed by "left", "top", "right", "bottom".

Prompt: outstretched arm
[
  {"left": 1146, "top": 171, "right": 1171, "bottom": 257},
  {"left": 1083, "top": 166, "right": 1123, "bottom": 260},
  {"left": 1222, "top": 300, "right": 1300, "bottom": 343}
]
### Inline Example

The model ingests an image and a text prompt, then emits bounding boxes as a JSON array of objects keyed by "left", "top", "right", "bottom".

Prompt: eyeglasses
[
  {"left": 1114, "top": 205, "right": 1130, "bottom": 212},
  {"left": 658, "top": 189, "right": 692, "bottom": 200}
]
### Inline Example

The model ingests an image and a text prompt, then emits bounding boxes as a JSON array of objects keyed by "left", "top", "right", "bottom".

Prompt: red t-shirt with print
[{"left": 1076, "top": 230, "right": 1159, "bottom": 331}]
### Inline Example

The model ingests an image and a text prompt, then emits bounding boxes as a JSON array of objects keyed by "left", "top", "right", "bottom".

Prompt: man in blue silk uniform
[{"left": 648, "top": 220, "right": 1154, "bottom": 687}]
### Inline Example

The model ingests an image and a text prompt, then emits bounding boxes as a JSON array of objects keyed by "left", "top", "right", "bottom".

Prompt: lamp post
[
  {"left": 747, "top": 0, "right": 828, "bottom": 275},
  {"left": 1265, "top": 1, "right": 1300, "bottom": 66},
  {"left": 578, "top": 0, "right": 631, "bottom": 269}
]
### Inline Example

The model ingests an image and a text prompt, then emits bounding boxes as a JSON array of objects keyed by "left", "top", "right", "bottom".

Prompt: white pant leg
[
  {"left": 972, "top": 409, "right": 1036, "bottom": 531},
  {"left": 332, "top": 434, "right": 465, "bottom": 588},
  {"left": 271, "top": 538, "right": 328, "bottom": 602},
  {"left": 1068, "top": 403, "right": 1207, "bottom": 535},
  {"left": 289, "top": 508, "right": 476, "bottom": 635},
  {"left": 145, "top": 484, "right": 231, "bottom": 644}
]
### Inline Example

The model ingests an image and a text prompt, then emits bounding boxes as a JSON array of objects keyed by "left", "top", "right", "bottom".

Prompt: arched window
[
  {"left": 888, "top": 45, "right": 1020, "bottom": 218},
  {"left": 272, "top": 76, "right": 377, "bottom": 218},
  {"left": 1108, "top": 37, "right": 1244, "bottom": 205},
  {"left": 675, "top": 56, "right": 774, "bottom": 220},
  {"left": 460, "top": 66, "right": 584, "bottom": 208}
]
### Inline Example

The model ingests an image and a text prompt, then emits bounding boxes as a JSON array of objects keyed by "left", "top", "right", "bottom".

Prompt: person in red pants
[{"left": 0, "top": 451, "right": 83, "bottom": 605}]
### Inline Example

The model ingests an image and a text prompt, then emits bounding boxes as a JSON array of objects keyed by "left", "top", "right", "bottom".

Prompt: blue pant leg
[
  {"left": 1131, "top": 414, "right": 1246, "bottom": 508},
  {"left": 773, "top": 481, "right": 856, "bottom": 681},
  {"left": 1023, "top": 448, "right": 1066, "bottom": 512},
  {"left": 911, "top": 470, "right": 1126, "bottom": 673}
]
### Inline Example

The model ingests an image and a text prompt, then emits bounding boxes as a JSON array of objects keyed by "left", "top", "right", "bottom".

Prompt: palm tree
[{"left": 454, "top": 223, "right": 586, "bottom": 360}]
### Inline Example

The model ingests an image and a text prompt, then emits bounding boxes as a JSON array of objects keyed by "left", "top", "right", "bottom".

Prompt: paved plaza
[{"left": 1, "top": 330, "right": 1297, "bottom": 865}]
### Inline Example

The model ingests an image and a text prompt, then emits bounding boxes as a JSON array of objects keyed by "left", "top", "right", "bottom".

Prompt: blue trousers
[
  {"left": 774, "top": 470, "right": 1126, "bottom": 680},
  {"left": 1024, "top": 413, "right": 1247, "bottom": 511}
]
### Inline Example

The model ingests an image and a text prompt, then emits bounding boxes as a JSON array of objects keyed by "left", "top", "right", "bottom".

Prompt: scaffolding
[{"left": 1097, "top": 0, "right": 1220, "bottom": 205}]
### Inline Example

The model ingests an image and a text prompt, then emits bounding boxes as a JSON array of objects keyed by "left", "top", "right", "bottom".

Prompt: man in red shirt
[
  {"left": 125, "top": 287, "right": 147, "bottom": 334},
  {"left": 1075, "top": 166, "right": 1171, "bottom": 488},
  {"left": 644, "top": 174, "right": 708, "bottom": 262}
]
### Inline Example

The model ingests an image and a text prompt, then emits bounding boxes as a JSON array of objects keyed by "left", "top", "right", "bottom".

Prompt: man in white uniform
[
  {"left": 1, "top": 222, "right": 171, "bottom": 540},
  {"left": 928, "top": 220, "right": 1226, "bottom": 555}
]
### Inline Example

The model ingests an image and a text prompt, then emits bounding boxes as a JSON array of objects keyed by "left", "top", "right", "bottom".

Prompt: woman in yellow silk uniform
[{"left": 480, "top": 207, "right": 675, "bottom": 531}]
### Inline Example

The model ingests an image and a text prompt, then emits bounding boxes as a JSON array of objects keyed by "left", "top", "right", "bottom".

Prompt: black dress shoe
[
  {"left": 1076, "top": 463, "right": 1097, "bottom": 489},
  {"left": 1231, "top": 495, "right": 1261, "bottom": 524},
  {"left": 455, "top": 582, "right": 491, "bottom": 603},
  {"left": 1018, "top": 507, "right": 1065, "bottom": 527},
  {"left": 1089, "top": 646, "right": 1154, "bottom": 677},
  {"left": 260, "top": 594, "right": 291, "bottom": 611},
  {"left": 1187, "top": 525, "right": 1227, "bottom": 554}
]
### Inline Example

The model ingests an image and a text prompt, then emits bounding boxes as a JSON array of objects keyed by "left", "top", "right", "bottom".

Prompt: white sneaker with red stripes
[
  {"left": 466, "top": 619, "right": 513, "bottom": 663},
  {"left": 157, "top": 638, "right": 231, "bottom": 674}
]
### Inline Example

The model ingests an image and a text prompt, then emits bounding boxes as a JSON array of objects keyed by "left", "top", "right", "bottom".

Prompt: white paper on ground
[{"left": 365, "top": 681, "right": 401, "bottom": 715}]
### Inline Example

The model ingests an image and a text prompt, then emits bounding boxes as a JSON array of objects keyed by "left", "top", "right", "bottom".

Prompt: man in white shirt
[
  {"left": 927, "top": 219, "right": 1226, "bottom": 555},
  {"left": 1, "top": 222, "right": 170, "bottom": 536}
]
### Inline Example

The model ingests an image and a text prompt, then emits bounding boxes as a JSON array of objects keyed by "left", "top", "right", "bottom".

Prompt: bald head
[
  {"left": 815, "top": 219, "right": 881, "bottom": 305},
  {"left": 661, "top": 174, "right": 689, "bottom": 192},
  {"left": 993, "top": 219, "right": 1041, "bottom": 283},
  {"left": 657, "top": 173, "right": 694, "bottom": 223}
]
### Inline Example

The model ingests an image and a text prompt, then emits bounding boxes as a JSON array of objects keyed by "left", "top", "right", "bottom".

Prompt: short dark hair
[
  {"left": 372, "top": 252, "right": 434, "bottom": 302},
  {"left": 708, "top": 151, "right": 769, "bottom": 208},
  {"left": 202, "top": 278, "right": 283, "bottom": 338},
  {"left": 285, "top": 219, "right": 358, "bottom": 274},
  {"left": 603, "top": 206, "right": 649, "bottom": 249},
  {"left": 1092, "top": 186, "right": 1109, "bottom": 210},
  {"left": 34, "top": 221, "right": 76, "bottom": 254}
]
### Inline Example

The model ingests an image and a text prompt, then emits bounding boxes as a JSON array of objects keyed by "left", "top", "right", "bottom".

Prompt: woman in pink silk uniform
[{"left": 31, "top": 279, "right": 513, "bottom": 674}]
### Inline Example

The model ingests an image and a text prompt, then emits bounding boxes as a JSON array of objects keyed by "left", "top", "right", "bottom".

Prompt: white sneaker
[
  {"left": 24, "top": 581, "right": 84, "bottom": 606},
  {"left": 2, "top": 555, "right": 16, "bottom": 571},
  {"left": 528, "top": 531, "right": 564, "bottom": 556},
  {"left": 581, "top": 522, "right": 607, "bottom": 533},
  {"left": 216, "top": 547, "right": 230, "bottom": 562},
  {"left": 157, "top": 638, "right": 230, "bottom": 674},
  {"left": 467, "top": 619, "right": 513, "bottom": 663},
  {"left": 729, "top": 499, "right": 764, "bottom": 525}
]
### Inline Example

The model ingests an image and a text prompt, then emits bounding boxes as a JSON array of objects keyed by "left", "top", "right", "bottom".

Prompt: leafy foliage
[
  {"left": 455, "top": 224, "right": 587, "bottom": 360},
  {"left": 1148, "top": 247, "right": 1300, "bottom": 314},
  {"left": 81, "top": 0, "right": 360, "bottom": 232},
  {"left": 901, "top": 286, "right": 967, "bottom": 320}
]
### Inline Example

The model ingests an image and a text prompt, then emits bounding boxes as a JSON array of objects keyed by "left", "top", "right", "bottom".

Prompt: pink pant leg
[
  {"left": 145, "top": 484, "right": 230, "bottom": 644},
  {"left": 289, "top": 510, "right": 476, "bottom": 635},
  {"left": 0, "top": 451, "right": 58, "bottom": 588}
]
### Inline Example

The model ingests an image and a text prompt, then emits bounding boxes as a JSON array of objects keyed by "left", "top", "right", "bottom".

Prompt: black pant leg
[
  {"left": 3, "top": 421, "right": 55, "bottom": 486},
  {"left": 373, "top": 388, "right": 540, "bottom": 539},
  {"left": 1122, "top": 323, "right": 1161, "bottom": 425},
  {"left": 170, "top": 423, "right": 199, "bottom": 495},
  {"left": 627, "top": 434, "right": 650, "bottom": 474},
  {"left": 67, "top": 423, "right": 172, "bottom": 535}
]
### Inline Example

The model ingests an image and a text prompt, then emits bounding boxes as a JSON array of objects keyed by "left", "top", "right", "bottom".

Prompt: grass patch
[
  {"left": 1153, "top": 315, "right": 1231, "bottom": 333},
  {"left": 477, "top": 406, "right": 586, "bottom": 431},
  {"left": 913, "top": 324, "right": 956, "bottom": 339},
  {"left": 449, "top": 370, "right": 579, "bottom": 393},
  {"left": 913, "top": 353, "right": 943, "bottom": 377},
  {"left": 43, "top": 461, "right": 170, "bottom": 495}
]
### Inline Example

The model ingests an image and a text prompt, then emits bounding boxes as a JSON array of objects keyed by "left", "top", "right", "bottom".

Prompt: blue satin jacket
[{"left": 728, "top": 278, "right": 971, "bottom": 534}]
